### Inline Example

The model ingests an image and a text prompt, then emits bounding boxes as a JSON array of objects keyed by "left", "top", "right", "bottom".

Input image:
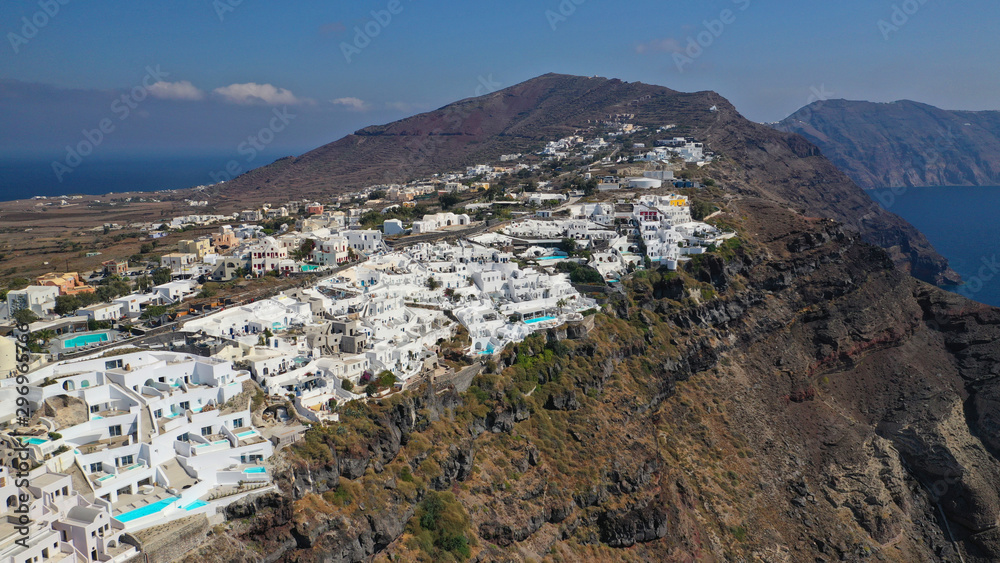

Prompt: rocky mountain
[
  {"left": 182, "top": 198, "right": 1000, "bottom": 562},
  {"left": 167, "top": 76, "right": 1000, "bottom": 562},
  {"left": 216, "top": 73, "right": 957, "bottom": 285},
  {"left": 774, "top": 99, "right": 1000, "bottom": 189}
]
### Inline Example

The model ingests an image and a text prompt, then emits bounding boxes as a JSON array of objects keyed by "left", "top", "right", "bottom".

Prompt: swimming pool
[
  {"left": 183, "top": 500, "right": 208, "bottom": 511},
  {"left": 117, "top": 497, "right": 179, "bottom": 522},
  {"left": 243, "top": 466, "right": 266, "bottom": 474},
  {"left": 63, "top": 332, "right": 110, "bottom": 349},
  {"left": 195, "top": 439, "right": 230, "bottom": 448},
  {"left": 536, "top": 256, "right": 566, "bottom": 261},
  {"left": 236, "top": 430, "right": 258, "bottom": 438},
  {"left": 523, "top": 316, "right": 556, "bottom": 324},
  {"left": 21, "top": 437, "right": 48, "bottom": 445}
]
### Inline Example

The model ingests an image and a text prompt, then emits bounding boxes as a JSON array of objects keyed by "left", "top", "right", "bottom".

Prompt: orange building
[
  {"left": 102, "top": 260, "right": 129, "bottom": 276},
  {"left": 35, "top": 272, "right": 96, "bottom": 295}
]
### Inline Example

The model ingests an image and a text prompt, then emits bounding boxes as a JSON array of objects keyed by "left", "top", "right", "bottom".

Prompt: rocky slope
[
  {"left": 773, "top": 99, "right": 1000, "bottom": 189},
  {"left": 215, "top": 73, "right": 955, "bottom": 285},
  {"left": 180, "top": 195, "right": 1000, "bottom": 562}
]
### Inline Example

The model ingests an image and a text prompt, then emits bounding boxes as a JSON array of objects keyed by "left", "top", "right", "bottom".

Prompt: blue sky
[{"left": 1, "top": 0, "right": 996, "bottom": 161}]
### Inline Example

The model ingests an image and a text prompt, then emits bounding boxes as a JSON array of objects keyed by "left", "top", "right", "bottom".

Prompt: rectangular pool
[
  {"left": 21, "top": 437, "right": 48, "bottom": 445},
  {"left": 63, "top": 332, "right": 110, "bottom": 349},
  {"left": 117, "top": 497, "right": 179, "bottom": 522},
  {"left": 243, "top": 466, "right": 266, "bottom": 474},
  {"left": 183, "top": 500, "right": 208, "bottom": 511},
  {"left": 523, "top": 316, "right": 556, "bottom": 324},
  {"left": 236, "top": 430, "right": 258, "bottom": 438}
]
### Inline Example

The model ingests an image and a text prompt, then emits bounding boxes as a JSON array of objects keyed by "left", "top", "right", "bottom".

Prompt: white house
[
  {"left": 79, "top": 302, "right": 124, "bottom": 322},
  {"left": 6, "top": 285, "right": 59, "bottom": 318}
]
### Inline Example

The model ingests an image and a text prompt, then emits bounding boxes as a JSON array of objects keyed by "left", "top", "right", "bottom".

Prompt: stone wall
[{"left": 121, "top": 514, "right": 210, "bottom": 563}]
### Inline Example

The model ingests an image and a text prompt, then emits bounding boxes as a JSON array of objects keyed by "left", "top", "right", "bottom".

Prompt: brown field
[{"left": 0, "top": 190, "right": 210, "bottom": 285}]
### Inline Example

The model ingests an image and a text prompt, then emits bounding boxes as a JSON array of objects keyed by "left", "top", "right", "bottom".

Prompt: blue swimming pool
[
  {"left": 21, "top": 437, "right": 48, "bottom": 445},
  {"left": 537, "top": 256, "right": 564, "bottom": 260},
  {"left": 183, "top": 500, "right": 208, "bottom": 511},
  {"left": 117, "top": 497, "right": 179, "bottom": 522},
  {"left": 236, "top": 430, "right": 257, "bottom": 438},
  {"left": 244, "top": 466, "right": 266, "bottom": 474},
  {"left": 523, "top": 316, "right": 556, "bottom": 324},
  {"left": 63, "top": 332, "right": 110, "bottom": 349}
]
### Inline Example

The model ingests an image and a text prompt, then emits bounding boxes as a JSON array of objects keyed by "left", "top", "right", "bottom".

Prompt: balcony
[{"left": 88, "top": 460, "right": 149, "bottom": 487}]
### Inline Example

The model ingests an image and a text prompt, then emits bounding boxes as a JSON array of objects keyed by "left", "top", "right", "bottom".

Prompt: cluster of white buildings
[
  {"left": 637, "top": 137, "right": 714, "bottom": 166},
  {"left": 497, "top": 193, "right": 733, "bottom": 275},
  {"left": 0, "top": 349, "right": 279, "bottom": 562}
]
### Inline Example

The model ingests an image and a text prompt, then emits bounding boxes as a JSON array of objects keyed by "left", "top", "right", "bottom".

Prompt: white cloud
[
  {"left": 635, "top": 38, "right": 682, "bottom": 54},
  {"left": 213, "top": 82, "right": 303, "bottom": 105},
  {"left": 148, "top": 81, "right": 205, "bottom": 101},
  {"left": 330, "top": 97, "right": 371, "bottom": 111}
]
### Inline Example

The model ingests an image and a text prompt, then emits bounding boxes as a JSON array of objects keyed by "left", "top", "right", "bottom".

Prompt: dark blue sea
[
  {"left": 869, "top": 186, "right": 1000, "bottom": 308},
  {"left": 0, "top": 154, "right": 241, "bottom": 202}
]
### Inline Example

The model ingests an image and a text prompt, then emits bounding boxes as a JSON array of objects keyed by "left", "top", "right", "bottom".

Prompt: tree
[
  {"left": 556, "top": 298, "right": 568, "bottom": 313},
  {"left": 558, "top": 238, "right": 577, "bottom": 255},
  {"left": 364, "top": 383, "right": 378, "bottom": 397},
  {"left": 152, "top": 267, "right": 172, "bottom": 285},
  {"left": 426, "top": 277, "right": 440, "bottom": 291},
  {"left": 690, "top": 199, "right": 715, "bottom": 221},
  {"left": 54, "top": 294, "right": 81, "bottom": 316},
  {"left": 12, "top": 309, "right": 39, "bottom": 326},
  {"left": 135, "top": 275, "right": 152, "bottom": 292},
  {"left": 439, "top": 193, "right": 461, "bottom": 209},
  {"left": 140, "top": 243, "right": 154, "bottom": 254},
  {"left": 293, "top": 239, "right": 316, "bottom": 261},
  {"left": 140, "top": 305, "right": 167, "bottom": 320},
  {"left": 377, "top": 370, "right": 397, "bottom": 389},
  {"left": 368, "top": 190, "right": 386, "bottom": 200},
  {"left": 341, "top": 379, "right": 354, "bottom": 392},
  {"left": 34, "top": 329, "right": 56, "bottom": 345}
]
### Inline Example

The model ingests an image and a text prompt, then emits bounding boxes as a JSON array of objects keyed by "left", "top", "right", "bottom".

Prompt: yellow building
[{"left": 178, "top": 237, "right": 212, "bottom": 260}]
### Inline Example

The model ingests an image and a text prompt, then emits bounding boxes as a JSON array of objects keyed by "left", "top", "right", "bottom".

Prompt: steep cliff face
[
  {"left": 180, "top": 198, "right": 1000, "bottom": 562},
  {"left": 773, "top": 99, "right": 1000, "bottom": 189}
]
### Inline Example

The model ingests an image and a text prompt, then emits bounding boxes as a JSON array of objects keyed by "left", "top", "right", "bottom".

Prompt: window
[
  {"left": 105, "top": 359, "right": 123, "bottom": 370},
  {"left": 109, "top": 425, "right": 122, "bottom": 437},
  {"left": 154, "top": 409, "right": 162, "bottom": 419},
  {"left": 201, "top": 426, "right": 211, "bottom": 436},
  {"left": 116, "top": 455, "right": 133, "bottom": 467},
  {"left": 179, "top": 401, "right": 190, "bottom": 411},
  {"left": 178, "top": 433, "right": 189, "bottom": 442},
  {"left": 90, "top": 405, "right": 100, "bottom": 413},
  {"left": 232, "top": 418, "right": 243, "bottom": 428}
]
